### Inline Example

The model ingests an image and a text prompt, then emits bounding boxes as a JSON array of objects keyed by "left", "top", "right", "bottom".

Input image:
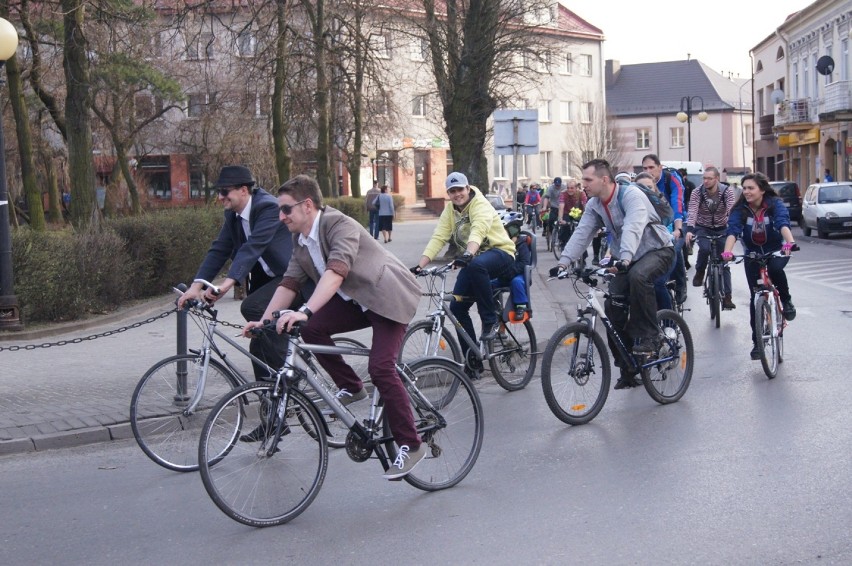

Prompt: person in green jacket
[{"left": 412, "top": 172, "right": 516, "bottom": 374}]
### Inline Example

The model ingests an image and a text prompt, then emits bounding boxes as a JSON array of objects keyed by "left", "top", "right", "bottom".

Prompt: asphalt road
[{"left": 2, "top": 225, "right": 851, "bottom": 564}]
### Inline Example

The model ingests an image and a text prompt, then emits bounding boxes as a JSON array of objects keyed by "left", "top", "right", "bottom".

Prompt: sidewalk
[{"left": 0, "top": 218, "right": 571, "bottom": 456}]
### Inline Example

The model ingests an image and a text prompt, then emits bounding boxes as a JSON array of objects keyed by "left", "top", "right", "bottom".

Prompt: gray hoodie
[{"left": 560, "top": 184, "right": 672, "bottom": 264}]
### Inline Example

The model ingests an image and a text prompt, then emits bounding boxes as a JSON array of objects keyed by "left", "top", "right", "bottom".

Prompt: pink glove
[
  {"left": 721, "top": 251, "right": 733, "bottom": 262},
  {"left": 781, "top": 242, "right": 795, "bottom": 254}
]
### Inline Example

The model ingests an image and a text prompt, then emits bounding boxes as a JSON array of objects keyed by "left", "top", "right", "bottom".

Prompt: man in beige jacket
[{"left": 244, "top": 174, "right": 425, "bottom": 479}]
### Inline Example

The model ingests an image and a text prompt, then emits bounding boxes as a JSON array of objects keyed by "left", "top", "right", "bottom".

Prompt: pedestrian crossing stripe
[{"left": 784, "top": 259, "right": 852, "bottom": 294}]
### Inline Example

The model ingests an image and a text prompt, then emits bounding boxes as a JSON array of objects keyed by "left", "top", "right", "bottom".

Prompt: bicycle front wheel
[
  {"left": 386, "top": 358, "right": 483, "bottom": 492},
  {"left": 755, "top": 297, "right": 779, "bottom": 379},
  {"left": 399, "top": 319, "right": 463, "bottom": 364},
  {"left": 551, "top": 228, "right": 564, "bottom": 260},
  {"left": 488, "top": 319, "right": 537, "bottom": 391},
  {"left": 642, "top": 310, "right": 693, "bottom": 404},
  {"left": 198, "top": 383, "right": 328, "bottom": 527},
  {"left": 130, "top": 354, "right": 241, "bottom": 472},
  {"left": 541, "top": 322, "right": 611, "bottom": 425}
]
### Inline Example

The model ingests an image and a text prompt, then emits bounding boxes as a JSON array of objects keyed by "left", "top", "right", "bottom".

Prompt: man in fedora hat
[{"left": 178, "top": 165, "right": 296, "bottom": 379}]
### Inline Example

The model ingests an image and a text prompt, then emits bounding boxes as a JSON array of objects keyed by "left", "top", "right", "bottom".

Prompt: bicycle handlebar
[
  {"left": 193, "top": 278, "right": 221, "bottom": 296},
  {"left": 731, "top": 247, "right": 797, "bottom": 264}
]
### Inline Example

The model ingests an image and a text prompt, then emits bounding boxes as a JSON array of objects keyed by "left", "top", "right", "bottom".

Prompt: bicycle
[
  {"left": 525, "top": 203, "right": 540, "bottom": 233},
  {"left": 698, "top": 233, "right": 728, "bottom": 328},
  {"left": 197, "top": 320, "right": 483, "bottom": 527},
  {"left": 541, "top": 266, "right": 694, "bottom": 425},
  {"left": 551, "top": 218, "right": 578, "bottom": 261},
  {"left": 732, "top": 249, "right": 795, "bottom": 379},
  {"left": 400, "top": 261, "right": 538, "bottom": 391},
  {"left": 130, "top": 280, "right": 370, "bottom": 472}
]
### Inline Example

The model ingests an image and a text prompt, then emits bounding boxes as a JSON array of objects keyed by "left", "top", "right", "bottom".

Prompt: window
[
  {"left": 522, "top": 52, "right": 534, "bottom": 70},
  {"left": 517, "top": 155, "right": 527, "bottom": 178},
  {"left": 824, "top": 46, "right": 833, "bottom": 85},
  {"left": 670, "top": 127, "right": 684, "bottom": 148},
  {"left": 186, "top": 32, "right": 214, "bottom": 60},
  {"left": 371, "top": 34, "right": 390, "bottom": 59},
  {"left": 842, "top": 39, "right": 849, "bottom": 82},
  {"left": 135, "top": 94, "right": 163, "bottom": 120},
  {"left": 539, "top": 100, "right": 551, "bottom": 122},
  {"left": 812, "top": 53, "right": 818, "bottom": 96},
  {"left": 369, "top": 95, "right": 388, "bottom": 116},
  {"left": 744, "top": 124, "right": 752, "bottom": 146},
  {"left": 236, "top": 31, "right": 256, "bottom": 58},
  {"left": 563, "top": 53, "right": 573, "bottom": 74},
  {"left": 793, "top": 62, "right": 799, "bottom": 99},
  {"left": 187, "top": 93, "right": 216, "bottom": 118},
  {"left": 579, "top": 54, "right": 592, "bottom": 76},
  {"left": 411, "top": 95, "right": 425, "bottom": 117},
  {"left": 605, "top": 129, "right": 617, "bottom": 152},
  {"left": 776, "top": 46, "right": 785, "bottom": 60},
  {"left": 560, "top": 101, "right": 572, "bottom": 123},
  {"left": 802, "top": 58, "right": 808, "bottom": 97},
  {"left": 242, "top": 91, "right": 269, "bottom": 117},
  {"left": 580, "top": 102, "right": 592, "bottom": 123},
  {"left": 561, "top": 151, "right": 571, "bottom": 177},
  {"left": 636, "top": 129, "right": 650, "bottom": 149},
  {"left": 494, "top": 154, "right": 507, "bottom": 178},
  {"left": 410, "top": 38, "right": 429, "bottom": 61},
  {"left": 538, "top": 50, "right": 551, "bottom": 73},
  {"left": 540, "top": 151, "right": 552, "bottom": 178},
  {"left": 756, "top": 60, "right": 763, "bottom": 73},
  {"left": 581, "top": 151, "right": 594, "bottom": 164}
]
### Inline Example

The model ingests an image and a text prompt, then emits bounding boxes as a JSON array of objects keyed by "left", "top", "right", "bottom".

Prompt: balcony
[
  {"left": 775, "top": 98, "right": 816, "bottom": 128},
  {"left": 819, "top": 80, "right": 852, "bottom": 121},
  {"left": 759, "top": 113, "right": 775, "bottom": 139}
]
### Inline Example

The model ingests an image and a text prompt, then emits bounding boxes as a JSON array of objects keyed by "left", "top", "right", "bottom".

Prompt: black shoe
[
  {"left": 782, "top": 299, "right": 796, "bottom": 321},
  {"left": 240, "top": 422, "right": 290, "bottom": 442},
  {"left": 692, "top": 270, "right": 705, "bottom": 287},
  {"left": 614, "top": 370, "right": 640, "bottom": 390},
  {"left": 481, "top": 322, "right": 501, "bottom": 342},
  {"left": 750, "top": 345, "right": 761, "bottom": 360},
  {"left": 632, "top": 337, "right": 658, "bottom": 356}
]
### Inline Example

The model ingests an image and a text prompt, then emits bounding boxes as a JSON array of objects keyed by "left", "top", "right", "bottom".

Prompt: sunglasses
[
  {"left": 447, "top": 186, "right": 466, "bottom": 195},
  {"left": 279, "top": 198, "right": 309, "bottom": 215},
  {"left": 218, "top": 186, "right": 236, "bottom": 197}
]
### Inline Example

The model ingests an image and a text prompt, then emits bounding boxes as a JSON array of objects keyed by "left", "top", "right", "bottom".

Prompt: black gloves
[
  {"left": 453, "top": 252, "right": 473, "bottom": 268},
  {"left": 410, "top": 265, "right": 423, "bottom": 275}
]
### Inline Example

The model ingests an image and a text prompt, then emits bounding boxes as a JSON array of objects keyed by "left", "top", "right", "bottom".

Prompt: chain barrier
[{"left": 0, "top": 303, "right": 252, "bottom": 352}]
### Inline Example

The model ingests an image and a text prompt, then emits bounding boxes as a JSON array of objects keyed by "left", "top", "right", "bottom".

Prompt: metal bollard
[{"left": 174, "top": 306, "right": 189, "bottom": 403}]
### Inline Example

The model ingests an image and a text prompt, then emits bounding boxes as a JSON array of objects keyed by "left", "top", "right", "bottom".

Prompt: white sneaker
[{"left": 383, "top": 443, "right": 428, "bottom": 479}]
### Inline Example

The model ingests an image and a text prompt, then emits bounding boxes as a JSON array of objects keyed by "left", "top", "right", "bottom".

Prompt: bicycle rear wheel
[
  {"left": 399, "top": 319, "right": 463, "bottom": 364},
  {"left": 642, "top": 310, "right": 693, "bottom": 404},
  {"left": 755, "top": 297, "right": 779, "bottom": 379},
  {"left": 130, "top": 354, "right": 242, "bottom": 472},
  {"left": 541, "top": 322, "right": 611, "bottom": 425},
  {"left": 198, "top": 383, "right": 328, "bottom": 527},
  {"left": 488, "top": 319, "right": 537, "bottom": 391},
  {"left": 385, "top": 358, "right": 483, "bottom": 491},
  {"left": 705, "top": 268, "right": 719, "bottom": 324}
]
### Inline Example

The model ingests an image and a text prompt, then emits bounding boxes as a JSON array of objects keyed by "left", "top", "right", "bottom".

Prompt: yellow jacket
[{"left": 421, "top": 187, "right": 516, "bottom": 260}]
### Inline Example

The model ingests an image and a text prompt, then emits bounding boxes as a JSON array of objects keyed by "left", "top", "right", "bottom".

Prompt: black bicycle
[
  {"left": 699, "top": 233, "right": 728, "bottom": 328},
  {"left": 541, "top": 266, "right": 694, "bottom": 425}
]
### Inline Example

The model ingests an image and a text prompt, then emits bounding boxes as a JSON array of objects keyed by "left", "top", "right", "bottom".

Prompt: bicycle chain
[{"left": 0, "top": 309, "right": 183, "bottom": 352}]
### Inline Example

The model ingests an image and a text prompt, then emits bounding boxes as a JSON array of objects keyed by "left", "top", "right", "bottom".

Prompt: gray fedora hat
[{"left": 214, "top": 165, "right": 255, "bottom": 187}]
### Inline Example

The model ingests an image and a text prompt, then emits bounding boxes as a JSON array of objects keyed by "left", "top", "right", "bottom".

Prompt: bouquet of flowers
[{"left": 568, "top": 207, "right": 583, "bottom": 221}]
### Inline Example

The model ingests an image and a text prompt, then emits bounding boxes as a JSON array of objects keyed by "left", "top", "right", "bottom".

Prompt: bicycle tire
[
  {"left": 551, "top": 228, "right": 564, "bottom": 261},
  {"left": 713, "top": 268, "right": 722, "bottom": 328},
  {"left": 304, "top": 337, "right": 372, "bottom": 448},
  {"left": 198, "top": 382, "right": 328, "bottom": 527},
  {"left": 130, "top": 354, "right": 242, "bottom": 472},
  {"left": 642, "top": 310, "right": 693, "bottom": 404},
  {"left": 755, "top": 297, "right": 779, "bottom": 379},
  {"left": 488, "top": 319, "right": 537, "bottom": 391},
  {"left": 776, "top": 300, "right": 785, "bottom": 364},
  {"left": 385, "top": 358, "right": 483, "bottom": 491},
  {"left": 541, "top": 322, "right": 611, "bottom": 425},
  {"left": 399, "top": 319, "right": 463, "bottom": 364}
]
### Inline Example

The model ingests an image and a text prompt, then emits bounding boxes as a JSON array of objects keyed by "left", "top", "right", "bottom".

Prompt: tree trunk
[
  {"left": 62, "top": 0, "right": 99, "bottom": 230},
  {"left": 1, "top": 5, "right": 44, "bottom": 231},
  {"left": 311, "top": 0, "right": 332, "bottom": 197},
  {"left": 272, "top": 0, "right": 291, "bottom": 185}
]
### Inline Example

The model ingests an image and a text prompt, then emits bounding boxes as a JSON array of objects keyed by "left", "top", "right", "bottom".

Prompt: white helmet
[{"left": 614, "top": 172, "right": 633, "bottom": 186}]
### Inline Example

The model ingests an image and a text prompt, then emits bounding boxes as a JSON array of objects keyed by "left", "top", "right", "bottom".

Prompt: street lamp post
[
  {"left": 0, "top": 17, "right": 21, "bottom": 330},
  {"left": 676, "top": 96, "right": 708, "bottom": 161}
]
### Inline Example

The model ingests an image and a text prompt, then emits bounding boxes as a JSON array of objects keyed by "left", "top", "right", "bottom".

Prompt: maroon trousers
[{"left": 300, "top": 294, "right": 421, "bottom": 448}]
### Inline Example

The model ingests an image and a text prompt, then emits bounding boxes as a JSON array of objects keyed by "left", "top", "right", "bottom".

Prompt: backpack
[
  {"left": 526, "top": 190, "right": 541, "bottom": 205},
  {"left": 616, "top": 183, "right": 674, "bottom": 226}
]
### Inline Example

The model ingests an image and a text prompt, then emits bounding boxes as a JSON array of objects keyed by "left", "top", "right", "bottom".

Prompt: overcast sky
[{"left": 564, "top": 0, "right": 813, "bottom": 79}]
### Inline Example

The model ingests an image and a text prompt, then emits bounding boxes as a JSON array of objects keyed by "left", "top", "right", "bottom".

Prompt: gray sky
[{"left": 565, "top": 0, "right": 813, "bottom": 78}]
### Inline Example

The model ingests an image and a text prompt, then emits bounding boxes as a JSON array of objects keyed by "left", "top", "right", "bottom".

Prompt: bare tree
[{"left": 565, "top": 101, "right": 627, "bottom": 174}]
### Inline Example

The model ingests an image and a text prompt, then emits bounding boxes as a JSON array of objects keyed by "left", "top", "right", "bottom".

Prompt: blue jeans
[
  {"left": 653, "top": 251, "right": 677, "bottom": 310},
  {"left": 695, "top": 227, "right": 731, "bottom": 294},
  {"left": 368, "top": 210, "right": 380, "bottom": 239},
  {"left": 743, "top": 255, "right": 790, "bottom": 343},
  {"left": 450, "top": 249, "right": 515, "bottom": 355},
  {"left": 672, "top": 236, "right": 686, "bottom": 292},
  {"left": 510, "top": 274, "right": 528, "bottom": 305}
]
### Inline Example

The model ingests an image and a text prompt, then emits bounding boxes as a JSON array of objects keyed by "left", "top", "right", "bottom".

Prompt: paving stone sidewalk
[{"left": 0, "top": 218, "right": 571, "bottom": 456}]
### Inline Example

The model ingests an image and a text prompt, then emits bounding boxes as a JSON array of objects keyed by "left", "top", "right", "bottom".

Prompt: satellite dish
[
  {"left": 817, "top": 55, "right": 835, "bottom": 76},
  {"left": 770, "top": 89, "right": 785, "bottom": 104}
]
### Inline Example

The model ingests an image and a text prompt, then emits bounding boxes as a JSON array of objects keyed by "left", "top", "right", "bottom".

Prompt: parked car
[
  {"left": 769, "top": 181, "right": 802, "bottom": 224},
  {"left": 800, "top": 182, "right": 852, "bottom": 238},
  {"left": 486, "top": 194, "right": 506, "bottom": 210}
]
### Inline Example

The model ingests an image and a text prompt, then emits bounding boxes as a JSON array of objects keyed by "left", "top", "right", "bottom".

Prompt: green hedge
[
  {"left": 10, "top": 197, "right": 406, "bottom": 324},
  {"left": 11, "top": 207, "right": 222, "bottom": 323}
]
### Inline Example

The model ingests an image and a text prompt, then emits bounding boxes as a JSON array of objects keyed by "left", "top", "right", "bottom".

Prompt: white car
[{"left": 800, "top": 182, "right": 852, "bottom": 238}]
